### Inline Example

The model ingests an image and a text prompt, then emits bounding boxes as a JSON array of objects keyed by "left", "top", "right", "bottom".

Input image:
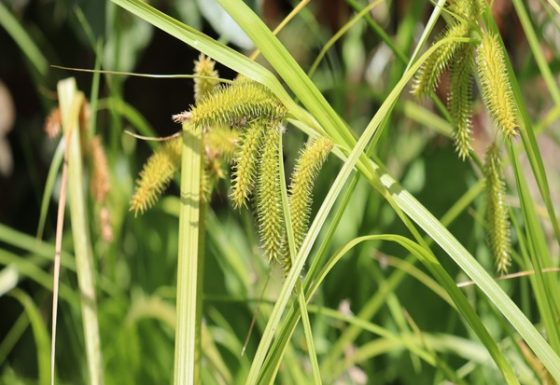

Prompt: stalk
[
  {"left": 173, "top": 121, "right": 203, "bottom": 385},
  {"left": 57, "top": 78, "right": 104, "bottom": 385}
]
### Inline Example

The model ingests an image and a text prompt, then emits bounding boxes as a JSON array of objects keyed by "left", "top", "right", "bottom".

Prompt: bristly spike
[
  {"left": 447, "top": 0, "right": 484, "bottom": 23},
  {"left": 484, "top": 143, "right": 512, "bottom": 274},
  {"left": 193, "top": 54, "right": 219, "bottom": 103},
  {"left": 230, "top": 121, "right": 265, "bottom": 208},
  {"left": 477, "top": 33, "right": 519, "bottom": 137},
  {"left": 190, "top": 79, "right": 287, "bottom": 130},
  {"left": 129, "top": 137, "right": 182, "bottom": 215},
  {"left": 449, "top": 45, "right": 474, "bottom": 160},
  {"left": 288, "top": 137, "right": 333, "bottom": 254},
  {"left": 256, "top": 125, "right": 285, "bottom": 266},
  {"left": 411, "top": 22, "right": 469, "bottom": 97}
]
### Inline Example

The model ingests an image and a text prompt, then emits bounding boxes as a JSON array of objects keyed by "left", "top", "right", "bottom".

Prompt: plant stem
[
  {"left": 174, "top": 122, "right": 203, "bottom": 385},
  {"left": 57, "top": 78, "right": 104, "bottom": 385}
]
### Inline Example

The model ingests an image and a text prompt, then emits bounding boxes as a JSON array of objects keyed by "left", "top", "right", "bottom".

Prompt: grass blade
[
  {"left": 9, "top": 289, "right": 50, "bottom": 385},
  {"left": 0, "top": 2, "right": 48, "bottom": 76}
]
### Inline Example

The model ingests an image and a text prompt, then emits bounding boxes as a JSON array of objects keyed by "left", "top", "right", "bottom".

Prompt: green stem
[
  {"left": 174, "top": 122, "right": 203, "bottom": 385},
  {"left": 58, "top": 78, "right": 104, "bottom": 385}
]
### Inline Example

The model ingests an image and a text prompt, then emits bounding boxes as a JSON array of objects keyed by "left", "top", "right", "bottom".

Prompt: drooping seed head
[
  {"left": 411, "top": 22, "right": 470, "bottom": 97},
  {"left": 191, "top": 79, "right": 287, "bottom": 130},
  {"left": 288, "top": 137, "right": 333, "bottom": 253},
  {"left": 230, "top": 121, "right": 266, "bottom": 208},
  {"left": 130, "top": 136, "right": 182, "bottom": 215},
  {"left": 477, "top": 33, "right": 519, "bottom": 138},
  {"left": 448, "top": 45, "right": 474, "bottom": 160},
  {"left": 484, "top": 143, "right": 512, "bottom": 274},
  {"left": 256, "top": 125, "right": 285, "bottom": 266}
]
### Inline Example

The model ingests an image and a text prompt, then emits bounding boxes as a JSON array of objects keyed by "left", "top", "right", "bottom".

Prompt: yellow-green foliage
[
  {"left": 256, "top": 126, "right": 285, "bottom": 265},
  {"left": 230, "top": 121, "right": 265, "bottom": 208},
  {"left": 194, "top": 54, "right": 219, "bottom": 103},
  {"left": 411, "top": 22, "right": 469, "bottom": 97},
  {"left": 484, "top": 143, "right": 511, "bottom": 274},
  {"left": 191, "top": 79, "right": 287, "bottom": 130},
  {"left": 449, "top": 45, "right": 474, "bottom": 160},
  {"left": 477, "top": 33, "right": 519, "bottom": 137},
  {"left": 288, "top": 137, "right": 333, "bottom": 254},
  {"left": 130, "top": 137, "right": 182, "bottom": 215}
]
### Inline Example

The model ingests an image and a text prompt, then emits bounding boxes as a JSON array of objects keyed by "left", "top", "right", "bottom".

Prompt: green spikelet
[
  {"left": 449, "top": 45, "right": 474, "bottom": 160},
  {"left": 256, "top": 125, "right": 285, "bottom": 265},
  {"left": 448, "top": 0, "right": 483, "bottom": 23},
  {"left": 130, "top": 137, "right": 182, "bottom": 215},
  {"left": 289, "top": 137, "right": 333, "bottom": 254},
  {"left": 230, "top": 122, "right": 265, "bottom": 208},
  {"left": 194, "top": 54, "right": 219, "bottom": 103},
  {"left": 191, "top": 79, "right": 287, "bottom": 130},
  {"left": 477, "top": 33, "right": 519, "bottom": 137},
  {"left": 411, "top": 22, "right": 469, "bottom": 97},
  {"left": 484, "top": 143, "right": 511, "bottom": 274}
]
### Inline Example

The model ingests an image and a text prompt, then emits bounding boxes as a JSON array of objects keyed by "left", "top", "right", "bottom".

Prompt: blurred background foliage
[{"left": 0, "top": 0, "right": 559, "bottom": 384}]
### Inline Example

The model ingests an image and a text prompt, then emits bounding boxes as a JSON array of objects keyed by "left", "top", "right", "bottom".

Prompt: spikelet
[
  {"left": 447, "top": 0, "right": 483, "bottom": 23},
  {"left": 484, "top": 143, "right": 511, "bottom": 274},
  {"left": 90, "top": 136, "right": 111, "bottom": 203},
  {"left": 411, "top": 22, "right": 469, "bottom": 97},
  {"left": 194, "top": 54, "right": 220, "bottom": 103},
  {"left": 130, "top": 136, "right": 182, "bottom": 215},
  {"left": 191, "top": 79, "right": 287, "bottom": 130},
  {"left": 449, "top": 45, "right": 474, "bottom": 160},
  {"left": 289, "top": 137, "right": 333, "bottom": 253},
  {"left": 230, "top": 121, "right": 265, "bottom": 208},
  {"left": 256, "top": 125, "right": 285, "bottom": 265},
  {"left": 477, "top": 33, "right": 519, "bottom": 137}
]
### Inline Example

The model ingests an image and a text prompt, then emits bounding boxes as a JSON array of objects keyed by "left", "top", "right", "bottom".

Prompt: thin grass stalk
[
  {"left": 37, "top": 140, "right": 64, "bottom": 240},
  {"left": 174, "top": 122, "right": 203, "bottom": 385},
  {"left": 307, "top": 0, "right": 384, "bottom": 77},
  {"left": 0, "top": 311, "right": 29, "bottom": 364},
  {"left": 50, "top": 130, "right": 70, "bottom": 385},
  {"left": 57, "top": 78, "right": 104, "bottom": 385}
]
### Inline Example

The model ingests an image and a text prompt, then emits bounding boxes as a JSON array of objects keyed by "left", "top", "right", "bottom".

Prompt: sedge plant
[
  {"left": 112, "top": 0, "right": 560, "bottom": 384},
  {"left": 3, "top": 0, "right": 560, "bottom": 384}
]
